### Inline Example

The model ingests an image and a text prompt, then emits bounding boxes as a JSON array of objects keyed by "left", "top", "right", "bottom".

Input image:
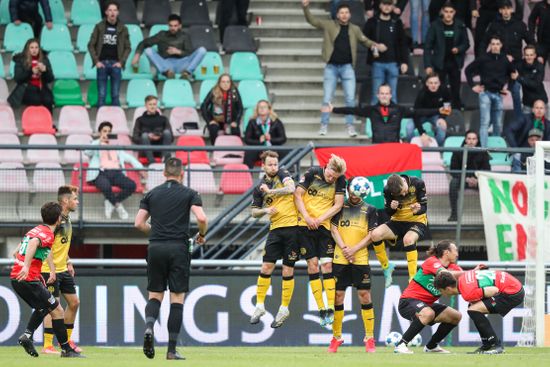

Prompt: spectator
[
  {"left": 85, "top": 121, "right": 144, "bottom": 220},
  {"left": 505, "top": 100, "right": 550, "bottom": 172},
  {"left": 407, "top": 73, "right": 452, "bottom": 146},
  {"left": 364, "top": 0, "right": 407, "bottom": 18},
  {"left": 429, "top": 0, "right": 472, "bottom": 29},
  {"left": 218, "top": 0, "right": 250, "bottom": 43},
  {"left": 409, "top": 0, "right": 429, "bottom": 49},
  {"left": 510, "top": 45, "right": 547, "bottom": 120},
  {"left": 302, "top": 0, "right": 378, "bottom": 137},
  {"left": 8, "top": 38, "right": 53, "bottom": 112},
  {"left": 200, "top": 73, "right": 243, "bottom": 145},
  {"left": 132, "top": 95, "right": 173, "bottom": 165},
  {"left": 448, "top": 130, "right": 490, "bottom": 222},
  {"left": 465, "top": 35, "right": 515, "bottom": 147},
  {"left": 87, "top": 0, "right": 131, "bottom": 107},
  {"left": 516, "top": 128, "right": 546, "bottom": 172},
  {"left": 132, "top": 14, "right": 206, "bottom": 81},
  {"left": 243, "top": 100, "right": 287, "bottom": 168},
  {"left": 424, "top": 1, "right": 469, "bottom": 109},
  {"left": 529, "top": 0, "right": 550, "bottom": 65},
  {"left": 363, "top": 0, "right": 409, "bottom": 105},
  {"left": 9, "top": 0, "right": 53, "bottom": 37}
]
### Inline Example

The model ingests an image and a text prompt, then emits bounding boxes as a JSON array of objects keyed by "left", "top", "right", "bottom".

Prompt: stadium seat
[
  {"left": 40, "top": 24, "right": 72, "bottom": 52},
  {"left": 238, "top": 80, "right": 269, "bottom": 109},
  {"left": 32, "top": 163, "right": 65, "bottom": 192},
  {"left": 83, "top": 52, "right": 97, "bottom": 80},
  {"left": 422, "top": 165, "right": 449, "bottom": 195},
  {"left": 223, "top": 26, "right": 256, "bottom": 53},
  {"left": 142, "top": 0, "right": 171, "bottom": 27},
  {"left": 3, "top": 23, "right": 33, "bottom": 52},
  {"left": 0, "top": 56, "right": 4, "bottom": 79},
  {"left": 187, "top": 163, "right": 218, "bottom": 194},
  {"left": 180, "top": 0, "right": 212, "bottom": 26},
  {"left": 219, "top": 164, "right": 253, "bottom": 194},
  {"left": 149, "top": 24, "right": 169, "bottom": 38},
  {"left": 71, "top": 162, "right": 143, "bottom": 194},
  {"left": 241, "top": 107, "right": 255, "bottom": 132},
  {"left": 0, "top": 105, "right": 17, "bottom": 134},
  {"left": 230, "top": 52, "right": 263, "bottom": 81},
  {"left": 170, "top": 107, "right": 201, "bottom": 137},
  {"left": 71, "top": 0, "right": 101, "bottom": 25},
  {"left": 0, "top": 134, "right": 24, "bottom": 163},
  {"left": 95, "top": 106, "right": 129, "bottom": 134},
  {"left": 58, "top": 106, "right": 92, "bottom": 135},
  {"left": 193, "top": 52, "right": 224, "bottom": 81},
  {"left": 442, "top": 136, "right": 464, "bottom": 166},
  {"left": 131, "top": 106, "right": 148, "bottom": 131},
  {"left": 22, "top": 106, "right": 55, "bottom": 135},
  {"left": 0, "top": 0, "right": 9, "bottom": 24},
  {"left": 146, "top": 163, "right": 166, "bottom": 191},
  {"left": 161, "top": 80, "right": 195, "bottom": 108},
  {"left": 126, "top": 79, "right": 157, "bottom": 107},
  {"left": 212, "top": 135, "right": 245, "bottom": 166},
  {"left": 27, "top": 134, "right": 60, "bottom": 164},
  {"left": 189, "top": 25, "right": 218, "bottom": 52},
  {"left": 53, "top": 80, "right": 85, "bottom": 107},
  {"left": 63, "top": 134, "right": 92, "bottom": 164},
  {"left": 76, "top": 24, "right": 95, "bottom": 53},
  {"left": 127, "top": 24, "right": 144, "bottom": 50},
  {"left": 488, "top": 136, "right": 512, "bottom": 169},
  {"left": 0, "top": 78, "right": 9, "bottom": 104},
  {"left": 175, "top": 136, "right": 209, "bottom": 165},
  {"left": 122, "top": 51, "right": 153, "bottom": 80},
  {"left": 0, "top": 162, "right": 29, "bottom": 192},
  {"left": 410, "top": 137, "right": 443, "bottom": 166},
  {"left": 118, "top": 0, "right": 139, "bottom": 24},
  {"left": 49, "top": 51, "right": 79, "bottom": 79},
  {"left": 87, "top": 80, "right": 113, "bottom": 107},
  {"left": 199, "top": 79, "right": 217, "bottom": 105},
  {"left": 39, "top": 0, "right": 66, "bottom": 24}
]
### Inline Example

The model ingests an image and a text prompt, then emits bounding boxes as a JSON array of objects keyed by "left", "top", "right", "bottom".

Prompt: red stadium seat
[
  {"left": 175, "top": 136, "right": 209, "bottom": 165},
  {"left": 71, "top": 163, "right": 143, "bottom": 193},
  {"left": 22, "top": 106, "right": 55, "bottom": 135},
  {"left": 219, "top": 163, "right": 253, "bottom": 194}
]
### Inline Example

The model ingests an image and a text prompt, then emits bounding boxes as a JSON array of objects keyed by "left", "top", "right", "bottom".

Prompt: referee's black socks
[
  {"left": 168, "top": 303, "right": 183, "bottom": 353},
  {"left": 145, "top": 298, "right": 161, "bottom": 330}
]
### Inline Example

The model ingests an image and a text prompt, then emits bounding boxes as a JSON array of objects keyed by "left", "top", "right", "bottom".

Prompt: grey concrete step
[
  {"left": 250, "top": 24, "right": 323, "bottom": 38},
  {"left": 273, "top": 94, "right": 345, "bottom": 105},
  {"left": 257, "top": 53, "right": 324, "bottom": 64},
  {"left": 257, "top": 37, "right": 323, "bottom": 50}
]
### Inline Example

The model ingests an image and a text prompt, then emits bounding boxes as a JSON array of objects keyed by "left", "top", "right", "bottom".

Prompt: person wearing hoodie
[{"left": 528, "top": 0, "right": 550, "bottom": 65}]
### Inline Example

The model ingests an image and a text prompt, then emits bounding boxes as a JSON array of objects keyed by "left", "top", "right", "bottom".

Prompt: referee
[{"left": 134, "top": 157, "right": 207, "bottom": 360}]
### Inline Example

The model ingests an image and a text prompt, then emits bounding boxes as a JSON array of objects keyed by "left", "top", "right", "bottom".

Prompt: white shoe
[
  {"left": 250, "top": 304, "right": 266, "bottom": 324},
  {"left": 115, "top": 204, "right": 129, "bottom": 220},
  {"left": 394, "top": 343, "right": 413, "bottom": 354},
  {"left": 347, "top": 124, "right": 357, "bottom": 137},
  {"left": 271, "top": 306, "right": 290, "bottom": 328},
  {"left": 319, "top": 124, "right": 328, "bottom": 135},
  {"left": 424, "top": 345, "right": 450, "bottom": 353},
  {"left": 104, "top": 200, "right": 114, "bottom": 219}
]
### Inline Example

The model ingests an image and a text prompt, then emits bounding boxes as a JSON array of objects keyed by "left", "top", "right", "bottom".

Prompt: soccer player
[
  {"left": 10, "top": 202, "right": 81, "bottom": 358},
  {"left": 250, "top": 151, "right": 299, "bottom": 328},
  {"left": 434, "top": 269, "right": 525, "bottom": 354},
  {"left": 371, "top": 173, "right": 428, "bottom": 281},
  {"left": 294, "top": 154, "right": 346, "bottom": 326},
  {"left": 40, "top": 186, "right": 82, "bottom": 354},
  {"left": 327, "top": 179, "right": 393, "bottom": 353}
]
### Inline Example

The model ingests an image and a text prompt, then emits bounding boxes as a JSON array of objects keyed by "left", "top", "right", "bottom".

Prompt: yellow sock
[
  {"left": 44, "top": 328, "right": 54, "bottom": 348},
  {"left": 66, "top": 324, "right": 74, "bottom": 340},
  {"left": 361, "top": 304, "right": 375, "bottom": 338},
  {"left": 373, "top": 241, "right": 389, "bottom": 269},
  {"left": 309, "top": 273, "right": 325, "bottom": 310},
  {"left": 405, "top": 244, "right": 418, "bottom": 280},
  {"left": 281, "top": 276, "right": 295, "bottom": 307},
  {"left": 256, "top": 273, "right": 271, "bottom": 305},
  {"left": 322, "top": 273, "right": 336, "bottom": 310},
  {"left": 333, "top": 305, "right": 344, "bottom": 339}
]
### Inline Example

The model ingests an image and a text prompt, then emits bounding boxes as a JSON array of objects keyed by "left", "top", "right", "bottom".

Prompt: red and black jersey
[
  {"left": 458, "top": 270, "right": 523, "bottom": 303},
  {"left": 10, "top": 225, "right": 55, "bottom": 282}
]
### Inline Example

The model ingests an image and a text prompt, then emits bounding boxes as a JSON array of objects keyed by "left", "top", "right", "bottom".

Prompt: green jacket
[
  {"left": 135, "top": 29, "right": 193, "bottom": 59},
  {"left": 303, "top": 5, "right": 374, "bottom": 67},
  {"left": 87, "top": 19, "right": 131, "bottom": 67}
]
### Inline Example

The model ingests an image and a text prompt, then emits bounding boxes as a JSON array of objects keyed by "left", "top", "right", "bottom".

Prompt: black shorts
[
  {"left": 298, "top": 226, "right": 335, "bottom": 260},
  {"left": 147, "top": 241, "right": 190, "bottom": 293},
  {"left": 263, "top": 226, "right": 299, "bottom": 266},
  {"left": 11, "top": 279, "right": 59, "bottom": 311},
  {"left": 333, "top": 263, "right": 371, "bottom": 290},
  {"left": 398, "top": 298, "right": 447, "bottom": 323},
  {"left": 386, "top": 221, "right": 427, "bottom": 241},
  {"left": 42, "top": 271, "right": 77, "bottom": 298},
  {"left": 482, "top": 288, "right": 525, "bottom": 316}
]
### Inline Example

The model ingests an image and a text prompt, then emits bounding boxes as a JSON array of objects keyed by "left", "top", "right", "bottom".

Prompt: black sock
[
  {"left": 167, "top": 303, "right": 183, "bottom": 353},
  {"left": 145, "top": 298, "right": 161, "bottom": 330},
  {"left": 52, "top": 318, "right": 70, "bottom": 351},
  {"left": 25, "top": 309, "right": 49, "bottom": 338},
  {"left": 322, "top": 272, "right": 333, "bottom": 280},
  {"left": 426, "top": 323, "right": 456, "bottom": 349},
  {"left": 400, "top": 317, "right": 425, "bottom": 345},
  {"left": 468, "top": 310, "right": 500, "bottom": 346}
]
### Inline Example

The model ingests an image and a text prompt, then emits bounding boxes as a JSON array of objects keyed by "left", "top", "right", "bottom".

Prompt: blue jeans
[
  {"left": 510, "top": 81, "right": 523, "bottom": 121},
  {"left": 410, "top": 0, "right": 430, "bottom": 44},
  {"left": 405, "top": 115, "right": 447, "bottom": 146},
  {"left": 145, "top": 47, "right": 207, "bottom": 74},
  {"left": 511, "top": 153, "right": 523, "bottom": 173},
  {"left": 371, "top": 62, "right": 398, "bottom": 105},
  {"left": 97, "top": 59, "right": 122, "bottom": 107},
  {"left": 321, "top": 63, "right": 356, "bottom": 126},
  {"left": 479, "top": 91, "right": 503, "bottom": 148}
]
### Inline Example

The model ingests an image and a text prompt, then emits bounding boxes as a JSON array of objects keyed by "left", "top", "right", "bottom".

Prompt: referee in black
[{"left": 134, "top": 157, "right": 207, "bottom": 360}]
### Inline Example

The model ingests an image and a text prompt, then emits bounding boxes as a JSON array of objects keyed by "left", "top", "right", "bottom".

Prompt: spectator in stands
[
  {"left": 516, "top": 128, "right": 546, "bottom": 172},
  {"left": 510, "top": 45, "right": 548, "bottom": 120},
  {"left": 132, "top": 95, "right": 173, "bottom": 165},
  {"left": 9, "top": 0, "right": 53, "bottom": 37},
  {"left": 424, "top": 1, "right": 469, "bottom": 109},
  {"left": 243, "top": 100, "right": 287, "bottom": 168},
  {"left": 465, "top": 35, "right": 515, "bottom": 147},
  {"left": 407, "top": 73, "right": 452, "bottom": 146},
  {"left": 132, "top": 14, "right": 206, "bottom": 81},
  {"left": 363, "top": 0, "right": 409, "bottom": 105},
  {"left": 505, "top": 100, "right": 550, "bottom": 172},
  {"left": 87, "top": 0, "right": 131, "bottom": 108},
  {"left": 86, "top": 121, "right": 144, "bottom": 220},
  {"left": 218, "top": 0, "right": 250, "bottom": 43},
  {"left": 200, "top": 73, "right": 243, "bottom": 145},
  {"left": 302, "top": 0, "right": 379, "bottom": 137},
  {"left": 529, "top": 0, "right": 550, "bottom": 66},
  {"left": 448, "top": 130, "right": 491, "bottom": 222},
  {"left": 8, "top": 38, "right": 53, "bottom": 112},
  {"left": 429, "top": 0, "right": 472, "bottom": 29},
  {"left": 364, "top": 0, "right": 407, "bottom": 18}
]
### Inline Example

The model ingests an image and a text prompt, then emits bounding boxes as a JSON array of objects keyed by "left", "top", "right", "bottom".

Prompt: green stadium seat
[
  {"left": 487, "top": 136, "right": 512, "bottom": 167},
  {"left": 0, "top": 0, "right": 9, "bottom": 24},
  {"left": 237, "top": 80, "right": 268, "bottom": 109},
  {"left": 127, "top": 24, "right": 144, "bottom": 50},
  {"left": 364, "top": 118, "right": 419, "bottom": 139},
  {"left": 199, "top": 79, "right": 217, "bottom": 104},
  {"left": 40, "top": 24, "right": 73, "bottom": 52},
  {"left": 122, "top": 51, "right": 153, "bottom": 80},
  {"left": 39, "top": 0, "right": 66, "bottom": 24},
  {"left": 4, "top": 23, "right": 33, "bottom": 52},
  {"left": 76, "top": 24, "right": 95, "bottom": 53},
  {"left": 193, "top": 52, "right": 224, "bottom": 81},
  {"left": 49, "top": 51, "right": 79, "bottom": 79},
  {"left": 53, "top": 80, "right": 85, "bottom": 107},
  {"left": 0, "top": 56, "right": 4, "bottom": 78},
  {"left": 71, "top": 0, "right": 101, "bottom": 25},
  {"left": 82, "top": 52, "right": 97, "bottom": 80},
  {"left": 87, "top": 80, "right": 112, "bottom": 107},
  {"left": 161, "top": 80, "right": 195, "bottom": 108},
  {"left": 148, "top": 25, "right": 168, "bottom": 52},
  {"left": 242, "top": 107, "right": 255, "bottom": 132},
  {"left": 8, "top": 60, "right": 14, "bottom": 79},
  {"left": 365, "top": 118, "right": 372, "bottom": 138},
  {"left": 442, "top": 136, "right": 464, "bottom": 166},
  {"left": 126, "top": 79, "right": 157, "bottom": 107},
  {"left": 229, "top": 52, "right": 263, "bottom": 81}
]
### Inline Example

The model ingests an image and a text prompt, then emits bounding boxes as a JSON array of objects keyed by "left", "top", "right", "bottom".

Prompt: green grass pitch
[{"left": 2, "top": 346, "right": 550, "bottom": 367}]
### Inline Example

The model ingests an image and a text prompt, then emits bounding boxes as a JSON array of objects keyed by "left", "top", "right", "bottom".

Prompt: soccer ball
[
  {"left": 410, "top": 334, "right": 422, "bottom": 347},
  {"left": 385, "top": 331, "right": 402, "bottom": 347},
  {"left": 349, "top": 176, "right": 371, "bottom": 199}
]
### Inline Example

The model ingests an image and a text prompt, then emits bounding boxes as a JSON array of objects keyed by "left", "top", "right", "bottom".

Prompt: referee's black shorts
[{"left": 147, "top": 241, "right": 190, "bottom": 293}]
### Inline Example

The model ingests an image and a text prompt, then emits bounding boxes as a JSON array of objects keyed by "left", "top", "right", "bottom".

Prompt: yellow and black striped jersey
[
  {"left": 41, "top": 214, "right": 72, "bottom": 273},
  {"left": 384, "top": 175, "right": 428, "bottom": 224}
]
